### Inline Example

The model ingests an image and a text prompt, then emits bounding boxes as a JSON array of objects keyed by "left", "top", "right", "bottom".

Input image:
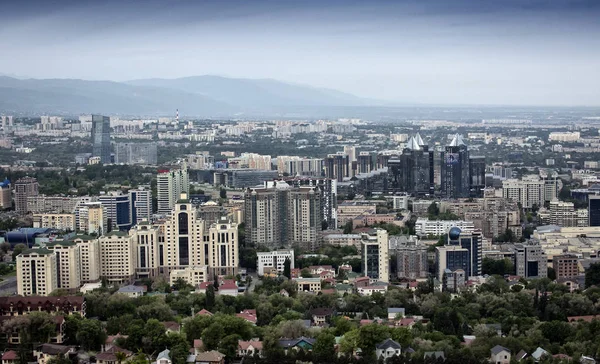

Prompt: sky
[{"left": 1, "top": 0, "right": 600, "bottom": 106}]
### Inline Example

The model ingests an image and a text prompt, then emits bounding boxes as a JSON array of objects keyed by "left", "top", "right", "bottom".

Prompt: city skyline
[{"left": 0, "top": 0, "right": 599, "bottom": 106}]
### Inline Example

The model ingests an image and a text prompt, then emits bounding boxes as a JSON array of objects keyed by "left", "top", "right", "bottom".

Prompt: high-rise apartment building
[
  {"left": 157, "top": 166, "right": 189, "bottom": 214},
  {"left": 325, "top": 153, "right": 349, "bottom": 182},
  {"left": 344, "top": 146, "right": 357, "bottom": 163},
  {"left": 0, "top": 179, "right": 11, "bottom": 209},
  {"left": 72, "top": 236, "right": 101, "bottom": 283},
  {"left": 245, "top": 182, "right": 322, "bottom": 250},
  {"left": 469, "top": 156, "right": 486, "bottom": 198},
  {"left": 162, "top": 196, "right": 206, "bottom": 270},
  {"left": 17, "top": 249, "right": 58, "bottom": 296},
  {"left": 130, "top": 222, "right": 160, "bottom": 279},
  {"left": 279, "top": 178, "right": 337, "bottom": 229},
  {"left": 33, "top": 213, "right": 77, "bottom": 231},
  {"left": 357, "top": 152, "right": 373, "bottom": 174},
  {"left": 395, "top": 238, "right": 429, "bottom": 280},
  {"left": 91, "top": 115, "right": 111, "bottom": 164},
  {"left": 98, "top": 231, "right": 136, "bottom": 284},
  {"left": 14, "top": 177, "right": 39, "bottom": 214},
  {"left": 361, "top": 229, "right": 389, "bottom": 283},
  {"left": 441, "top": 134, "right": 471, "bottom": 198},
  {"left": 114, "top": 142, "right": 158, "bottom": 165},
  {"left": 448, "top": 229, "right": 482, "bottom": 277},
  {"left": 503, "top": 176, "right": 560, "bottom": 209},
  {"left": 77, "top": 202, "right": 105, "bottom": 235},
  {"left": 129, "top": 187, "right": 153, "bottom": 224},
  {"left": 46, "top": 241, "right": 81, "bottom": 290},
  {"left": 207, "top": 217, "right": 239, "bottom": 277}
]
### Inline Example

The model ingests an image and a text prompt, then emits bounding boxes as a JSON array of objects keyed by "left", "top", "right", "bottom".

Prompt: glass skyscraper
[{"left": 91, "top": 115, "right": 111, "bottom": 164}]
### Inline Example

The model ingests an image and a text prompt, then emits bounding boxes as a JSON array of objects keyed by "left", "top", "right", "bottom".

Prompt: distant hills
[{"left": 0, "top": 75, "right": 372, "bottom": 116}]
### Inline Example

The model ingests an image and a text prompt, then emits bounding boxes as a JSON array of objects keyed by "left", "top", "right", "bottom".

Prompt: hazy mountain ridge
[{"left": 0, "top": 75, "right": 370, "bottom": 116}]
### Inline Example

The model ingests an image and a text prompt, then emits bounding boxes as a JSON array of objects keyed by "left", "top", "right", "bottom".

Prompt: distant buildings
[
  {"left": 14, "top": 177, "right": 39, "bottom": 214},
  {"left": 414, "top": 218, "right": 475, "bottom": 237},
  {"left": 589, "top": 195, "right": 600, "bottom": 227},
  {"left": 394, "top": 236, "right": 429, "bottom": 280},
  {"left": 0, "top": 179, "right": 11, "bottom": 209},
  {"left": 325, "top": 153, "right": 350, "bottom": 182},
  {"left": 114, "top": 142, "right": 157, "bottom": 165},
  {"left": 91, "top": 115, "right": 111, "bottom": 164},
  {"left": 502, "top": 175, "right": 560, "bottom": 209},
  {"left": 129, "top": 187, "right": 152, "bottom": 224},
  {"left": 387, "top": 134, "right": 433, "bottom": 196},
  {"left": 98, "top": 191, "right": 132, "bottom": 231},
  {"left": 441, "top": 134, "right": 471, "bottom": 198},
  {"left": 514, "top": 241, "right": 547, "bottom": 279}
]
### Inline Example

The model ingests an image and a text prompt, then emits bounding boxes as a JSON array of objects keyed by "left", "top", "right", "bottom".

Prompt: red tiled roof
[
  {"left": 105, "top": 334, "right": 127, "bottom": 344},
  {"left": 2, "top": 350, "right": 17, "bottom": 360},
  {"left": 194, "top": 339, "right": 204, "bottom": 349},
  {"left": 196, "top": 309, "right": 213, "bottom": 316},
  {"left": 198, "top": 282, "right": 213, "bottom": 290},
  {"left": 236, "top": 312, "right": 257, "bottom": 324},
  {"left": 163, "top": 321, "right": 180, "bottom": 331},
  {"left": 218, "top": 280, "right": 237, "bottom": 290},
  {"left": 96, "top": 347, "right": 132, "bottom": 361},
  {"left": 568, "top": 315, "right": 599, "bottom": 323},
  {"left": 0, "top": 296, "right": 84, "bottom": 316}
]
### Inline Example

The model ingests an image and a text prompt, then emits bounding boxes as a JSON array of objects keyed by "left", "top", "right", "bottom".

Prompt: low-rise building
[
  {"left": 169, "top": 266, "right": 208, "bottom": 287},
  {"left": 33, "top": 213, "right": 76, "bottom": 231},
  {"left": 294, "top": 277, "right": 322, "bottom": 293},
  {"left": 256, "top": 250, "right": 294, "bottom": 276}
]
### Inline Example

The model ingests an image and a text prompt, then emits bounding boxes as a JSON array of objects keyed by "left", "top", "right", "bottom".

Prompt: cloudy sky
[{"left": 1, "top": 0, "right": 599, "bottom": 106}]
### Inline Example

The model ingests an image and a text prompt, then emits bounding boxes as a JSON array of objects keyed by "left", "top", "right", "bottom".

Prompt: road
[{"left": 0, "top": 276, "right": 17, "bottom": 296}]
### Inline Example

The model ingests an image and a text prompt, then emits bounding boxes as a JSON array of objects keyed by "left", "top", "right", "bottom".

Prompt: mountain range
[{"left": 0, "top": 75, "right": 373, "bottom": 116}]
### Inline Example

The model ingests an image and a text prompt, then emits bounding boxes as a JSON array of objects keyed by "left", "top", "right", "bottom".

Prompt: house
[
  {"left": 552, "top": 354, "right": 572, "bottom": 361},
  {"left": 531, "top": 347, "right": 549, "bottom": 361},
  {"left": 294, "top": 277, "right": 322, "bottom": 293},
  {"left": 0, "top": 315, "right": 66, "bottom": 345},
  {"left": 34, "top": 344, "right": 75, "bottom": 364},
  {"left": 557, "top": 278, "right": 580, "bottom": 292},
  {"left": 375, "top": 339, "right": 402, "bottom": 360},
  {"left": 357, "top": 285, "right": 388, "bottom": 296},
  {"left": 354, "top": 277, "right": 370, "bottom": 288},
  {"left": 397, "top": 318, "right": 416, "bottom": 328},
  {"left": 567, "top": 315, "right": 599, "bottom": 323},
  {"left": 490, "top": 345, "right": 511, "bottom": 364},
  {"left": 104, "top": 334, "right": 127, "bottom": 352},
  {"left": 217, "top": 280, "right": 238, "bottom": 296},
  {"left": 117, "top": 285, "right": 146, "bottom": 298},
  {"left": 195, "top": 350, "right": 225, "bottom": 364},
  {"left": 424, "top": 351, "right": 445, "bottom": 362},
  {"left": 580, "top": 356, "right": 596, "bottom": 364},
  {"left": 278, "top": 336, "right": 316, "bottom": 353},
  {"left": 309, "top": 265, "right": 335, "bottom": 277},
  {"left": 238, "top": 340, "right": 263, "bottom": 358},
  {"left": 311, "top": 308, "right": 335, "bottom": 326},
  {"left": 335, "top": 283, "right": 353, "bottom": 295},
  {"left": 163, "top": 321, "right": 180, "bottom": 333},
  {"left": 96, "top": 347, "right": 133, "bottom": 364},
  {"left": 0, "top": 296, "right": 86, "bottom": 317},
  {"left": 196, "top": 309, "right": 213, "bottom": 317},
  {"left": 2, "top": 350, "right": 17, "bottom": 364},
  {"left": 155, "top": 349, "right": 171, "bottom": 364},
  {"left": 193, "top": 339, "right": 204, "bottom": 355},
  {"left": 279, "top": 289, "right": 289, "bottom": 297},
  {"left": 236, "top": 309, "right": 257, "bottom": 325},
  {"left": 387, "top": 308, "right": 405, "bottom": 320},
  {"left": 515, "top": 350, "right": 528, "bottom": 361},
  {"left": 196, "top": 282, "right": 213, "bottom": 295}
]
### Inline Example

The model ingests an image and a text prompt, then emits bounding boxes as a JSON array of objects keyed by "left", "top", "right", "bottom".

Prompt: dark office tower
[
  {"left": 91, "top": 115, "right": 111, "bottom": 164},
  {"left": 589, "top": 195, "right": 600, "bottom": 226},
  {"left": 441, "top": 134, "right": 470, "bottom": 198},
  {"left": 388, "top": 136, "right": 434, "bottom": 196},
  {"left": 325, "top": 153, "right": 349, "bottom": 182},
  {"left": 446, "top": 227, "right": 482, "bottom": 277},
  {"left": 357, "top": 152, "right": 373, "bottom": 174},
  {"left": 469, "top": 156, "right": 486, "bottom": 198}
]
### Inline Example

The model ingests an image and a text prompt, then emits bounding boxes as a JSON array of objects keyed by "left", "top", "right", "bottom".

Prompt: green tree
[
  {"left": 12, "top": 243, "right": 27, "bottom": 261},
  {"left": 218, "top": 334, "right": 242, "bottom": 359},
  {"left": 427, "top": 201, "right": 440, "bottom": 217},
  {"left": 220, "top": 188, "right": 227, "bottom": 199},
  {"left": 283, "top": 258, "right": 291, "bottom": 279},
  {"left": 343, "top": 221, "right": 353, "bottom": 234},
  {"left": 76, "top": 319, "right": 107, "bottom": 351},
  {"left": 586, "top": 263, "right": 600, "bottom": 288},
  {"left": 300, "top": 268, "right": 313, "bottom": 278},
  {"left": 206, "top": 285, "right": 216, "bottom": 309},
  {"left": 313, "top": 331, "right": 336, "bottom": 363},
  {"left": 172, "top": 277, "right": 194, "bottom": 291}
]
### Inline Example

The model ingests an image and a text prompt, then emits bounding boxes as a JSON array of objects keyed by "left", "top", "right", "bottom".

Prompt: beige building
[
  {"left": 294, "top": 277, "right": 322, "bottom": 293},
  {"left": 169, "top": 266, "right": 208, "bottom": 287},
  {"left": 17, "top": 248, "right": 58, "bottom": 296},
  {"left": 77, "top": 202, "right": 105, "bottom": 235},
  {"left": 162, "top": 196, "right": 206, "bottom": 271},
  {"left": 0, "top": 180, "right": 11, "bottom": 209},
  {"left": 46, "top": 241, "right": 81, "bottom": 290},
  {"left": 361, "top": 229, "right": 390, "bottom": 283},
  {"left": 14, "top": 177, "right": 39, "bottom": 214},
  {"left": 72, "top": 236, "right": 101, "bottom": 283},
  {"left": 33, "top": 213, "right": 77, "bottom": 231},
  {"left": 98, "top": 231, "right": 135, "bottom": 284},
  {"left": 502, "top": 176, "right": 560, "bottom": 209},
  {"left": 208, "top": 217, "right": 239, "bottom": 277},
  {"left": 130, "top": 222, "right": 160, "bottom": 279},
  {"left": 322, "top": 233, "right": 362, "bottom": 249}
]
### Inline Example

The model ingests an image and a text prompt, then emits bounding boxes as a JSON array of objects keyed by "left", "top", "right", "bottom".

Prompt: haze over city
[{"left": 1, "top": 0, "right": 600, "bottom": 106}]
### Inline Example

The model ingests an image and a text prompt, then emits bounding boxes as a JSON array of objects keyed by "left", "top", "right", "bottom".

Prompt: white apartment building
[
  {"left": 17, "top": 248, "right": 58, "bottom": 296},
  {"left": 414, "top": 218, "right": 475, "bottom": 236},
  {"left": 73, "top": 236, "right": 101, "bottom": 283},
  {"left": 548, "top": 131, "right": 580, "bottom": 142},
  {"left": 169, "top": 266, "right": 208, "bottom": 287},
  {"left": 256, "top": 249, "right": 294, "bottom": 276},
  {"left": 77, "top": 202, "right": 105, "bottom": 234},
  {"left": 98, "top": 231, "right": 136, "bottom": 284},
  {"left": 362, "top": 229, "right": 390, "bottom": 283},
  {"left": 157, "top": 166, "right": 189, "bottom": 214},
  {"left": 502, "top": 176, "right": 560, "bottom": 209},
  {"left": 46, "top": 241, "right": 81, "bottom": 290},
  {"left": 208, "top": 217, "right": 239, "bottom": 277},
  {"left": 33, "top": 213, "right": 77, "bottom": 231},
  {"left": 162, "top": 196, "right": 206, "bottom": 270}
]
